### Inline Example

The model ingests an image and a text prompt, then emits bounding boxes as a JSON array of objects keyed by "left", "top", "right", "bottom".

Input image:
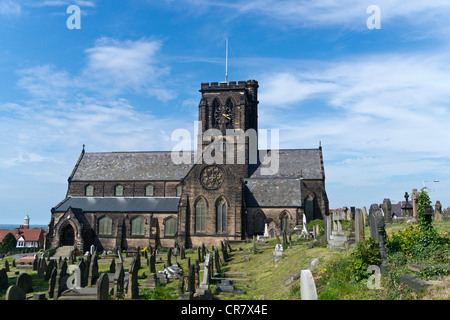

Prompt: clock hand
[{"left": 222, "top": 114, "right": 231, "bottom": 119}]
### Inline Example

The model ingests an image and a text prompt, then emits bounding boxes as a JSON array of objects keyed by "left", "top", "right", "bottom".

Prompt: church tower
[{"left": 197, "top": 80, "right": 259, "bottom": 166}]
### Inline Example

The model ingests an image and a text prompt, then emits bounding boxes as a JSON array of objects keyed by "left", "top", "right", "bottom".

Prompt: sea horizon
[{"left": 0, "top": 224, "right": 48, "bottom": 231}]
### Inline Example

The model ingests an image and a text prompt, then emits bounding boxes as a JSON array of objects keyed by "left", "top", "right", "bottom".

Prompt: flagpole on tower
[{"left": 225, "top": 38, "right": 228, "bottom": 82}]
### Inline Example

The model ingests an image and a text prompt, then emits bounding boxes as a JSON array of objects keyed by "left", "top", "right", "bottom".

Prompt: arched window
[
  {"left": 145, "top": 185, "right": 154, "bottom": 196},
  {"left": 176, "top": 185, "right": 182, "bottom": 197},
  {"left": 195, "top": 198, "right": 206, "bottom": 233},
  {"left": 305, "top": 197, "right": 314, "bottom": 222},
  {"left": 98, "top": 217, "right": 112, "bottom": 235},
  {"left": 115, "top": 185, "right": 124, "bottom": 197},
  {"left": 131, "top": 217, "right": 145, "bottom": 236},
  {"left": 281, "top": 213, "right": 289, "bottom": 233},
  {"left": 165, "top": 217, "right": 177, "bottom": 236},
  {"left": 212, "top": 98, "right": 220, "bottom": 127},
  {"left": 254, "top": 211, "right": 264, "bottom": 235},
  {"left": 216, "top": 198, "right": 227, "bottom": 233},
  {"left": 85, "top": 185, "right": 94, "bottom": 197}
]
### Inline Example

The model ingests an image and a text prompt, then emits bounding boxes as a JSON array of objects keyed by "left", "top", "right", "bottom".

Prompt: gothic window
[
  {"left": 195, "top": 198, "right": 206, "bottom": 233},
  {"left": 176, "top": 185, "right": 182, "bottom": 197},
  {"left": 216, "top": 198, "right": 227, "bottom": 233},
  {"left": 131, "top": 217, "right": 145, "bottom": 236},
  {"left": 165, "top": 217, "right": 177, "bottom": 236},
  {"left": 281, "top": 212, "right": 289, "bottom": 233},
  {"left": 145, "top": 185, "right": 154, "bottom": 196},
  {"left": 98, "top": 217, "right": 112, "bottom": 235},
  {"left": 212, "top": 98, "right": 220, "bottom": 127},
  {"left": 85, "top": 185, "right": 94, "bottom": 197},
  {"left": 115, "top": 185, "right": 124, "bottom": 197},
  {"left": 305, "top": 197, "right": 314, "bottom": 222},
  {"left": 254, "top": 211, "right": 265, "bottom": 235}
]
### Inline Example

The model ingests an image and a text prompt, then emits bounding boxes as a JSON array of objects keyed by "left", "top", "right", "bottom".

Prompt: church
[{"left": 45, "top": 80, "right": 329, "bottom": 252}]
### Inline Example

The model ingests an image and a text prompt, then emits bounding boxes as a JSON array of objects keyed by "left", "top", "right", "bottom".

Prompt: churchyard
[{"left": 0, "top": 193, "right": 449, "bottom": 300}]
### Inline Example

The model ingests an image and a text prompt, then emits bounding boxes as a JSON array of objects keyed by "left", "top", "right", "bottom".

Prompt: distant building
[{"left": 0, "top": 215, "right": 46, "bottom": 249}]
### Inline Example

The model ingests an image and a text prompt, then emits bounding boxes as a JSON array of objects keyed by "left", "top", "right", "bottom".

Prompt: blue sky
[{"left": 1, "top": 0, "right": 450, "bottom": 224}]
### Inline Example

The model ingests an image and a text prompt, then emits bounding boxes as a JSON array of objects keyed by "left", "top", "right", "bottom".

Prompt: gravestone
[
  {"left": 167, "top": 247, "right": 172, "bottom": 267},
  {"left": 44, "top": 260, "right": 56, "bottom": 281},
  {"left": 362, "top": 206, "right": 368, "bottom": 226},
  {"left": 355, "top": 208, "right": 365, "bottom": 243},
  {"left": 327, "top": 211, "right": 348, "bottom": 249},
  {"left": 37, "top": 257, "right": 46, "bottom": 278},
  {"left": 325, "top": 214, "right": 331, "bottom": 242},
  {"left": 109, "top": 258, "right": 116, "bottom": 274},
  {"left": 48, "top": 267, "right": 57, "bottom": 299},
  {"left": 127, "top": 258, "right": 139, "bottom": 299},
  {"left": 273, "top": 244, "right": 283, "bottom": 262},
  {"left": 5, "top": 285, "right": 25, "bottom": 300},
  {"left": 300, "top": 269, "right": 318, "bottom": 300},
  {"left": 180, "top": 264, "right": 195, "bottom": 300},
  {"left": 376, "top": 215, "right": 387, "bottom": 262},
  {"left": 369, "top": 205, "right": 384, "bottom": 243},
  {"left": 216, "top": 279, "right": 234, "bottom": 293},
  {"left": 411, "top": 189, "right": 418, "bottom": 221},
  {"left": 264, "top": 223, "right": 269, "bottom": 238},
  {"left": 382, "top": 198, "right": 392, "bottom": 223},
  {"left": 435, "top": 201, "right": 443, "bottom": 222},
  {"left": 32, "top": 255, "right": 38, "bottom": 271},
  {"left": 113, "top": 262, "right": 125, "bottom": 296},
  {"left": 76, "top": 257, "right": 88, "bottom": 287},
  {"left": 0, "top": 268, "right": 9, "bottom": 291},
  {"left": 4, "top": 260, "right": 10, "bottom": 272},
  {"left": 16, "top": 273, "right": 33, "bottom": 294},
  {"left": 88, "top": 252, "right": 99, "bottom": 286},
  {"left": 97, "top": 273, "right": 110, "bottom": 300}
]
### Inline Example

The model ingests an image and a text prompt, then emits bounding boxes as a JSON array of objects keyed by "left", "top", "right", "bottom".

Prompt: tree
[{"left": 0, "top": 232, "right": 17, "bottom": 252}]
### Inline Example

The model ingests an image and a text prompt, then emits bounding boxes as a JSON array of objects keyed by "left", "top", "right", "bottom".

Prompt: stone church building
[{"left": 46, "top": 80, "right": 328, "bottom": 252}]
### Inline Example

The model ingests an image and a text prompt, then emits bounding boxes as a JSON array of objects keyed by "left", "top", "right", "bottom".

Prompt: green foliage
[
  {"left": 417, "top": 266, "right": 450, "bottom": 281},
  {"left": 43, "top": 248, "right": 56, "bottom": 258},
  {"left": 417, "top": 187, "right": 433, "bottom": 232},
  {"left": 0, "top": 232, "right": 16, "bottom": 252},
  {"left": 350, "top": 238, "right": 381, "bottom": 281}
]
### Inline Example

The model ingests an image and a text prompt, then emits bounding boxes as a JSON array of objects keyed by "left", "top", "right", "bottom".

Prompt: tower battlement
[{"left": 200, "top": 80, "right": 258, "bottom": 91}]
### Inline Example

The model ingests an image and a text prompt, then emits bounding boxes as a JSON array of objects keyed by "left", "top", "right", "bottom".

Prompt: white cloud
[
  {"left": 254, "top": 51, "right": 450, "bottom": 208},
  {"left": 0, "top": 0, "right": 21, "bottom": 16},
  {"left": 83, "top": 38, "right": 174, "bottom": 101}
]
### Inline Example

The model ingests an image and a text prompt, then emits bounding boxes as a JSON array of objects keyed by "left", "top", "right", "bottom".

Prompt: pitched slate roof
[
  {"left": 248, "top": 149, "right": 323, "bottom": 180},
  {"left": 53, "top": 197, "right": 180, "bottom": 213},
  {"left": 71, "top": 151, "right": 194, "bottom": 181},
  {"left": 244, "top": 178, "right": 302, "bottom": 207},
  {"left": 0, "top": 228, "right": 45, "bottom": 243}
]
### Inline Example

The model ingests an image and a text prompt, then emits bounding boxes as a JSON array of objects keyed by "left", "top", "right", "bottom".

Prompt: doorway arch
[{"left": 60, "top": 224, "right": 75, "bottom": 246}]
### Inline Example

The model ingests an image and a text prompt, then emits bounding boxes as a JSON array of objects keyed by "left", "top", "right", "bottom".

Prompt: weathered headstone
[
  {"left": 327, "top": 211, "right": 348, "bottom": 249},
  {"left": 16, "top": 273, "right": 33, "bottom": 294},
  {"left": 300, "top": 269, "right": 318, "bottom": 300},
  {"left": 4, "top": 260, "right": 10, "bottom": 272},
  {"left": 274, "top": 243, "right": 283, "bottom": 262},
  {"left": 127, "top": 258, "right": 139, "bottom": 299},
  {"left": 97, "top": 273, "right": 110, "bottom": 300},
  {"left": 5, "top": 285, "right": 25, "bottom": 300},
  {"left": 355, "top": 208, "right": 365, "bottom": 243},
  {"left": 44, "top": 259, "right": 56, "bottom": 281},
  {"left": 325, "top": 214, "right": 331, "bottom": 242},
  {"left": 48, "top": 267, "right": 57, "bottom": 299},
  {"left": 369, "top": 204, "right": 383, "bottom": 242},
  {"left": 109, "top": 258, "right": 116, "bottom": 274},
  {"left": 382, "top": 198, "right": 392, "bottom": 223},
  {"left": 411, "top": 189, "right": 418, "bottom": 221},
  {"left": 435, "top": 200, "right": 443, "bottom": 222},
  {"left": 0, "top": 268, "right": 9, "bottom": 291},
  {"left": 113, "top": 262, "right": 125, "bottom": 296},
  {"left": 88, "top": 252, "right": 99, "bottom": 286}
]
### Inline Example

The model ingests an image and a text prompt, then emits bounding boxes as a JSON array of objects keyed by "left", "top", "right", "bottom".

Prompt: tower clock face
[{"left": 214, "top": 104, "right": 233, "bottom": 127}]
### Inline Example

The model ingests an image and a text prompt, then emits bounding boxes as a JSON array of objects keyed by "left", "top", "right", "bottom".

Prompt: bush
[{"left": 350, "top": 238, "right": 381, "bottom": 281}]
